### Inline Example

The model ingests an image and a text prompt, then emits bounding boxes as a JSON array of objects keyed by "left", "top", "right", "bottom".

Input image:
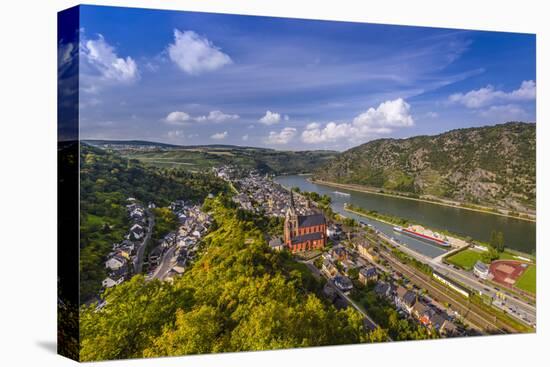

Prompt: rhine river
[{"left": 274, "top": 175, "right": 536, "bottom": 257}]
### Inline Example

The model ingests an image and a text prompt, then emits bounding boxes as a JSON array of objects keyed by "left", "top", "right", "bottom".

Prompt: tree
[
  {"left": 489, "top": 230, "right": 505, "bottom": 253},
  {"left": 481, "top": 246, "right": 499, "bottom": 263},
  {"left": 347, "top": 267, "right": 359, "bottom": 280},
  {"left": 80, "top": 276, "right": 194, "bottom": 361},
  {"left": 495, "top": 231, "right": 505, "bottom": 252},
  {"left": 80, "top": 196, "right": 376, "bottom": 361}
]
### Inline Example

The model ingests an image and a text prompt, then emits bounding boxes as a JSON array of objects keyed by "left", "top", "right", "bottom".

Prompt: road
[
  {"left": 150, "top": 246, "right": 177, "bottom": 280},
  {"left": 374, "top": 229, "right": 535, "bottom": 327},
  {"left": 134, "top": 209, "right": 155, "bottom": 274},
  {"left": 430, "top": 260, "right": 536, "bottom": 325}
]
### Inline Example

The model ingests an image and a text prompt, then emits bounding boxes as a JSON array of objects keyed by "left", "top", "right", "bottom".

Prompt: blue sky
[{"left": 72, "top": 5, "right": 536, "bottom": 151}]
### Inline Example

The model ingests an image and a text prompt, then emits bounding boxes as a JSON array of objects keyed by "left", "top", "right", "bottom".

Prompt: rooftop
[
  {"left": 297, "top": 213, "right": 326, "bottom": 228},
  {"left": 291, "top": 232, "right": 323, "bottom": 245}
]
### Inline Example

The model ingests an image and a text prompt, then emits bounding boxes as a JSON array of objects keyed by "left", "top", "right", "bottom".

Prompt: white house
[
  {"left": 473, "top": 261, "right": 489, "bottom": 279},
  {"left": 102, "top": 277, "right": 124, "bottom": 288},
  {"left": 105, "top": 256, "right": 125, "bottom": 271}
]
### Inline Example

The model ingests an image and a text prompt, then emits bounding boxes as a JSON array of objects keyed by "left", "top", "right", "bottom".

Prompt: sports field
[
  {"left": 446, "top": 249, "right": 483, "bottom": 270},
  {"left": 515, "top": 265, "right": 536, "bottom": 294},
  {"left": 446, "top": 248, "right": 529, "bottom": 271}
]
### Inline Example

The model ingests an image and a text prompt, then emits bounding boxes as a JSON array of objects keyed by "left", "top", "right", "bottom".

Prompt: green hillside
[
  {"left": 314, "top": 122, "right": 535, "bottom": 212},
  {"left": 79, "top": 144, "right": 229, "bottom": 302},
  {"left": 85, "top": 140, "right": 337, "bottom": 175}
]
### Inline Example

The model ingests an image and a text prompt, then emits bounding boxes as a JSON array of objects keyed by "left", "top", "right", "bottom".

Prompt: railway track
[{"left": 379, "top": 250, "right": 510, "bottom": 334}]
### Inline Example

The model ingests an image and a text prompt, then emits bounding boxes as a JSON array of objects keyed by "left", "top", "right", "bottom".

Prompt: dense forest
[
  {"left": 79, "top": 144, "right": 229, "bottom": 302},
  {"left": 314, "top": 122, "right": 535, "bottom": 212},
  {"left": 80, "top": 196, "right": 387, "bottom": 361}
]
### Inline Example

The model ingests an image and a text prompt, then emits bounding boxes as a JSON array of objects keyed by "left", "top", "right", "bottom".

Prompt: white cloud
[
  {"left": 265, "top": 127, "right": 297, "bottom": 145},
  {"left": 425, "top": 111, "right": 439, "bottom": 118},
  {"left": 165, "top": 110, "right": 240, "bottom": 125},
  {"left": 479, "top": 104, "right": 528, "bottom": 121},
  {"left": 242, "top": 134, "right": 249, "bottom": 141},
  {"left": 259, "top": 110, "right": 282, "bottom": 125},
  {"left": 301, "top": 98, "right": 414, "bottom": 144},
  {"left": 305, "top": 122, "right": 321, "bottom": 130},
  {"left": 449, "top": 80, "right": 536, "bottom": 108},
  {"left": 165, "top": 111, "right": 191, "bottom": 124},
  {"left": 210, "top": 131, "right": 228, "bottom": 140},
  {"left": 352, "top": 98, "right": 414, "bottom": 128},
  {"left": 58, "top": 40, "right": 76, "bottom": 70},
  {"left": 196, "top": 110, "right": 239, "bottom": 123},
  {"left": 168, "top": 30, "right": 232, "bottom": 75},
  {"left": 81, "top": 34, "right": 139, "bottom": 83},
  {"left": 167, "top": 130, "right": 185, "bottom": 139}
]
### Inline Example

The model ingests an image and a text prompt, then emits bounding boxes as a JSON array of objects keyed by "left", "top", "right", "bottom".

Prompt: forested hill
[
  {"left": 314, "top": 122, "right": 535, "bottom": 212},
  {"left": 79, "top": 196, "right": 388, "bottom": 361},
  {"left": 79, "top": 144, "right": 229, "bottom": 302}
]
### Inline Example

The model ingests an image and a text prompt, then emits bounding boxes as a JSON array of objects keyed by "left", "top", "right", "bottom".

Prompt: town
[
  {"left": 213, "top": 167, "right": 474, "bottom": 337},
  {"left": 97, "top": 165, "right": 534, "bottom": 338},
  {"left": 100, "top": 197, "right": 212, "bottom": 295}
]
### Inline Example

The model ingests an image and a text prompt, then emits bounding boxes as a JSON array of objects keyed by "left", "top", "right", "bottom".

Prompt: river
[{"left": 274, "top": 175, "right": 536, "bottom": 257}]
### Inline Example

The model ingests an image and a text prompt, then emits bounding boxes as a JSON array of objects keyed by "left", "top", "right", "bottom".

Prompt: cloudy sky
[{"left": 72, "top": 5, "right": 536, "bottom": 151}]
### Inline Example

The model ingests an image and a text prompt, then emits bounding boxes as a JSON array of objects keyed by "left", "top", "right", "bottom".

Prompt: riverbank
[
  {"left": 344, "top": 204, "right": 468, "bottom": 249},
  {"left": 344, "top": 203, "right": 535, "bottom": 261},
  {"left": 310, "top": 178, "right": 535, "bottom": 223}
]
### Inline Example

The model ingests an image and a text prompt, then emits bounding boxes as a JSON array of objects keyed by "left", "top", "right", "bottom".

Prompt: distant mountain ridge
[
  {"left": 314, "top": 122, "right": 535, "bottom": 212},
  {"left": 84, "top": 140, "right": 338, "bottom": 176},
  {"left": 82, "top": 139, "right": 335, "bottom": 153}
]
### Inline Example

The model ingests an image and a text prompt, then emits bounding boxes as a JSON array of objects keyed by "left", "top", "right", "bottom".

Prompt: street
[
  {"left": 150, "top": 246, "right": 176, "bottom": 280},
  {"left": 133, "top": 209, "right": 155, "bottom": 274}
]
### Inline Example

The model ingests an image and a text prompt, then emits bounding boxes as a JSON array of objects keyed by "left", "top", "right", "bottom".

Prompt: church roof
[
  {"left": 291, "top": 232, "right": 323, "bottom": 245},
  {"left": 297, "top": 213, "right": 326, "bottom": 228}
]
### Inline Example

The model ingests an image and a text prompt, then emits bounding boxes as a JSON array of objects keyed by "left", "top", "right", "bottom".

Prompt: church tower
[{"left": 284, "top": 191, "right": 298, "bottom": 245}]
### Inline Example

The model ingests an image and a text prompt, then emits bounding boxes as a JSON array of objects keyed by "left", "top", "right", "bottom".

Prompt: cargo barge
[{"left": 393, "top": 226, "right": 450, "bottom": 247}]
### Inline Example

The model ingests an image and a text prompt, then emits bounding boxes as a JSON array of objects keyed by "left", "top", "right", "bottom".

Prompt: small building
[
  {"left": 395, "top": 286, "right": 416, "bottom": 314},
  {"left": 374, "top": 282, "right": 392, "bottom": 298},
  {"left": 341, "top": 259, "right": 358, "bottom": 276},
  {"left": 412, "top": 302, "right": 431, "bottom": 326},
  {"left": 473, "top": 260, "right": 489, "bottom": 279},
  {"left": 357, "top": 241, "right": 379, "bottom": 263},
  {"left": 330, "top": 246, "right": 349, "bottom": 262},
  {"left": 268, "top": 237, "right": 284, "bottom": 252},
  {"left": 326, "top": 224, "right": 343, "bottom": 240},
  {"left": 102, "top": 276, "right": 124, "bottom": 288},
  {"left": 334, "top": 275, "right": 353, "bottom": 292},
  {"left": 322, "top": 259, "right": 338, "bottom": 278},
  {"left": 105, "top": 255, "right": 126, "bottom": 271},
  {"left": 130, "top": 224, "right": 145, "bottom": 240},
  {"left": 358, "top": 266, "right": 378, "bottom": 285},
  {"left": 171, "top": 263, "right": 186, "bottom": 275},
  {"left": 430, "top": 311, "right": 448, "bottom": 332},
  {"left": 439, "top": 319, "right": 459, "bottom": 337}
]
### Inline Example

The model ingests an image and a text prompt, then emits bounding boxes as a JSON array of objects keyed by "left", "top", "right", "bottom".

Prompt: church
[{"left": 283, "top": 191, "right": 327, "bottom": 253}]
